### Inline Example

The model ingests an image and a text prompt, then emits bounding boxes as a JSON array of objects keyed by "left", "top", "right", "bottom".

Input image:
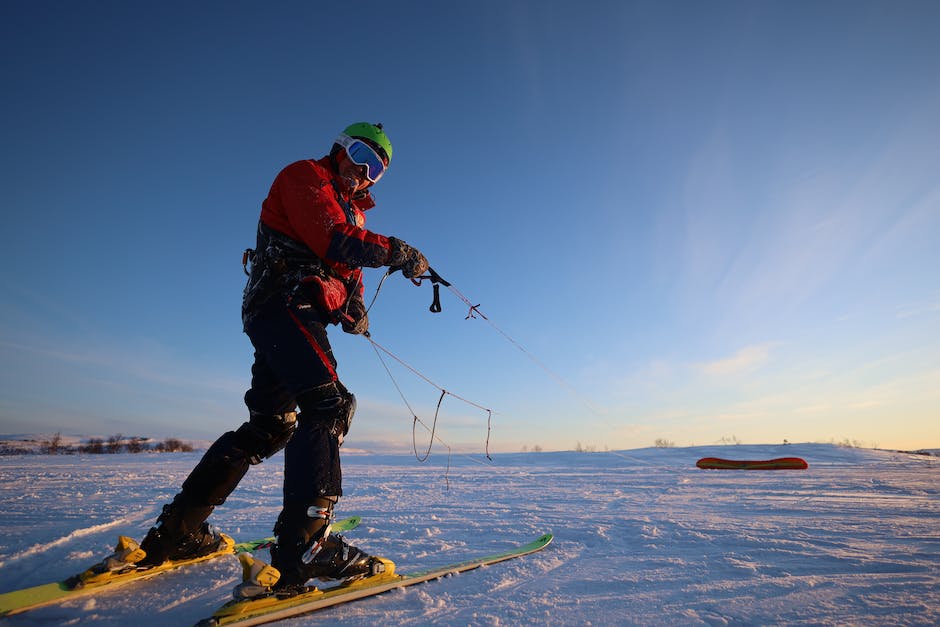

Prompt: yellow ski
[
  {"left": 0, "top": 516, "right": 361, "bottom": 617},
  {"left": 196, "top": 533, "right": 553, "bottom": 627}
]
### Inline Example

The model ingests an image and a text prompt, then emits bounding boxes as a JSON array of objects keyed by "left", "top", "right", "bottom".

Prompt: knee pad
[
  {"left": 236, "top": 411, "right": 298, "bottom": 464},
  {"left": 296, "top": 382, "right": 356, "bottom": 440}
]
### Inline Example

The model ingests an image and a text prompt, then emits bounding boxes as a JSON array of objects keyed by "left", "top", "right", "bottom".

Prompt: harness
[
  {"left": 241, "top": 181, "right": 362, "bottom": 326},
  {"left": 241, "top": 222, "right": 335, "bottom": 325}
]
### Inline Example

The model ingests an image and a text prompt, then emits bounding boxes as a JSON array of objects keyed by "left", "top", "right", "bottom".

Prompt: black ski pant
[
  {"left": 243, "top": 298, "right": 344, "bottom": 500},
  {"left": 168, "top": 297, "right": 346, "bottom": 532}
]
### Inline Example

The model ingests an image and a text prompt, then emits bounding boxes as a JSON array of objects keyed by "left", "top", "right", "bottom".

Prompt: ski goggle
[{"left": 336, "top": 134, "right": 387, "bottom": 183}]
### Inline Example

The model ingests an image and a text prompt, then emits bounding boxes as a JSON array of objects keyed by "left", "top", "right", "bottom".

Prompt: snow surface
[{"left": 1, "top": 443, "right": 938, "bottom": 626}]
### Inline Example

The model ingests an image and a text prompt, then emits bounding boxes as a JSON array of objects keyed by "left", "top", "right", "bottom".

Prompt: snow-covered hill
[{"left": 1, "top": 443, "right": 938, "bottom": 625}]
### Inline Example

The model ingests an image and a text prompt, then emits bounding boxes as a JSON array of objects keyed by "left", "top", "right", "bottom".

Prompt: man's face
[{"left": 337, "top": 149, "right": 371, "bottom": 192}]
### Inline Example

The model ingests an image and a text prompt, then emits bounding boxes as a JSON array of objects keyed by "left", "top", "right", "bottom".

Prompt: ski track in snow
[
  {"left": 0, "top": 443, "right": 938, "bottom": 625},
  {"left": 0, "top": 517, "right": 139, "bottom": 569}
]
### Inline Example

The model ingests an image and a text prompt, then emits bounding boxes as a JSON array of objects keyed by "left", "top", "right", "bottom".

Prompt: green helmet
[{"left": 342, "top": 122, "right": 392, "bottom": 164}]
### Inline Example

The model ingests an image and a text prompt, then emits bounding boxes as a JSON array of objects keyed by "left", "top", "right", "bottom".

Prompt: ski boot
[
  {"left": 138, "top": 497, "right": 228, "bottom": 567},
  {"left": 269, "top": 499, "right": 389, "bottom": 593}
]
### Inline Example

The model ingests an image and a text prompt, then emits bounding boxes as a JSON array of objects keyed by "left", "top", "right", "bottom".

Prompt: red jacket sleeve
[{"left": 260, "top": 160, "right": 393, "bottom": 276}]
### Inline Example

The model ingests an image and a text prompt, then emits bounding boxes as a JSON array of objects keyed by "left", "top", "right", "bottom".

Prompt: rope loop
[{"left": 360, "top": 262, "right": 602, "bottom": 481}]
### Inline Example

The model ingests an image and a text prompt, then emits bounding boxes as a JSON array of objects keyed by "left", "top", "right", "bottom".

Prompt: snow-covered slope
[{"left": 1, "top": 443, "right": 937, "bottom": 625}]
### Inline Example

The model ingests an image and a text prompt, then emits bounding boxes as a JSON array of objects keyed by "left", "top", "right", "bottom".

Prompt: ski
[
  {"left": 0, "top": 515, "right": 361, "bottom": 617},
  {"left": 196, "top": 532, "right": 554, "bottom": 627}
]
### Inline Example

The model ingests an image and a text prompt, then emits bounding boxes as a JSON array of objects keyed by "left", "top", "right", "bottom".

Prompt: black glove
[
  {"left": 388, "top": 237, "right": 429, "bottom": 279},
  {"left": 341, "top": 295, "right": 369, "bottom": 335}
]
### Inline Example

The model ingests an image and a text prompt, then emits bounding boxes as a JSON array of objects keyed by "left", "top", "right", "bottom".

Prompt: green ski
[
  {"left": 196, "top": 533, "right": 553, "bottom": 627},
  {"left": 0, "top": 515, "right": 361, "bottom": 617}
]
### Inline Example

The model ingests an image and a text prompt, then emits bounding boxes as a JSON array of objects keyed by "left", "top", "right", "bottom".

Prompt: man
[{"left": 137, "top": 123, "right": 429, "bottom": 594}]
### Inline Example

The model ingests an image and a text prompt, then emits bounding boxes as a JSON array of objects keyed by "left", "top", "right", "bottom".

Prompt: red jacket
[{"left": 259, "top": 157, "right": 394, "bottom": 309}]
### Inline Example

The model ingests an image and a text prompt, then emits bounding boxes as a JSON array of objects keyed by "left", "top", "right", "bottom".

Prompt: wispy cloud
[
  {"left": 698, "top": 343, "right": 775, "bottom": 376},
  {"left": 659, "top": 100, "right": 940, "bottom": 350},
  {"left": 896, "top": 295, "right": 940, "bottom": 319},
  {"left": 0, "top": 336, "right": 243, "bottom": 396}
]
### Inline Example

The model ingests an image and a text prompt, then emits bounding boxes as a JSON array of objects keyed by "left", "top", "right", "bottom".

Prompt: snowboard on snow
[
  {"left": 196, "top": 532, "right": 554, "bottom": 627},
  {"left": 0, "top": 516, "right": 361, "bottom": 616}
]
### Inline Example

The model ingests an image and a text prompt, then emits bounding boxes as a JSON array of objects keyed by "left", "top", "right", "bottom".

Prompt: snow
[{"left": 1, "top": 443, "right": 938, "bottom": 625}]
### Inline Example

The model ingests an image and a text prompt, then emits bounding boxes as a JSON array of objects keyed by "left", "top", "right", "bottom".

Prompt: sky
[{"left": 1, "top": 1, "right": 938, "bottom": 453}]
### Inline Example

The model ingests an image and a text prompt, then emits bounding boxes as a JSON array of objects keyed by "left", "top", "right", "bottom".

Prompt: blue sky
[{"left": 1, "top": 2, "right": 938, "bottom": 453}]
